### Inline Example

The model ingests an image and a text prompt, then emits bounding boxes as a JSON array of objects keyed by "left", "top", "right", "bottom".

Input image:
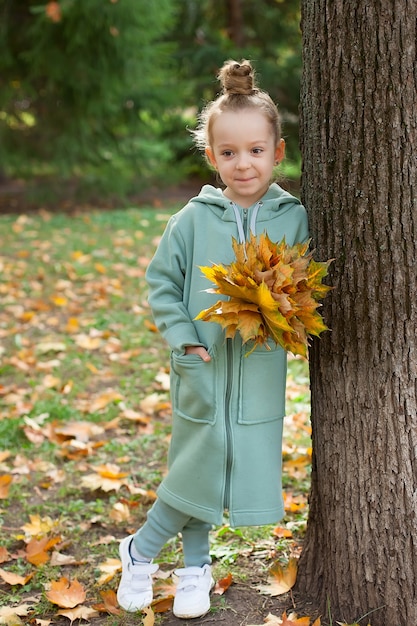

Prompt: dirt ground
[{"left": 158, "top": 577, "right": 318, "bottom": 626}]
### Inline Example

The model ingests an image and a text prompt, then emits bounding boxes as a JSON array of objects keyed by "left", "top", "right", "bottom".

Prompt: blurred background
[{"left": 0, "top": 0, "right": 302, "bottom": 207}]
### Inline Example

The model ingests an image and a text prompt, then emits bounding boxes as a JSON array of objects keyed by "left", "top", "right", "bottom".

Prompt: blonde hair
[{"left": 192, "top": 59, "right": 282, "bottom": 154}]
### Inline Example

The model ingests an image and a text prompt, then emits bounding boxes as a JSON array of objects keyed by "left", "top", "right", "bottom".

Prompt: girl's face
[{"left": 205, "top": 108, "right": 285, "bottom": 208}]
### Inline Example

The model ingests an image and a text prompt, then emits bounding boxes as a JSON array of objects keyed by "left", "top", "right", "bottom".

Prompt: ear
[
  {"left": 205, "top": 147, "right": 217, "bottom": 169},
  {"left": 275, "top": 139, "right": 286, "bottom": 164}
]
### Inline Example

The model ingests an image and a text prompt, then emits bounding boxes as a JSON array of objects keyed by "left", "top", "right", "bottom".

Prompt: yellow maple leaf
[
  {"left": 21, "top": 515, "right": 58, "bottom": 539},
  {"left": 81, "top": 463, "right": 129, "bottom": 492}
]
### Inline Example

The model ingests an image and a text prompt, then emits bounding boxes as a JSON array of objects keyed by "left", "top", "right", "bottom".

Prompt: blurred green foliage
[{"left": 0, "top": 0, "right": 301, "bottom": 199}]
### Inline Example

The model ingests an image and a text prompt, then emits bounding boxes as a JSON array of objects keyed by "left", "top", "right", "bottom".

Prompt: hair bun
[{"left": 218, "top": 59, "right": 257, "bottom": 96}]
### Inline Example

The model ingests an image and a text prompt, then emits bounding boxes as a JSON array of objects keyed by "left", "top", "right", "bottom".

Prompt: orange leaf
[
  {"left": 256, "top": 558, "right": 298, "bottom": 596},
  {"left": 144, "top": 319, "right": 158, "bottom": 332},
  {"left": 92, "top": 589, "right": 122, "bottom": 615},
  {"left": 0, "top": 567, "right": 34, "bottom": 586},
  {"left": 0, "top": 474, "right": 12, "bottom": 499},
  {"left": 46, "top": 577, "right": 86, "bottom": 608},
  {"left": 280, "top": 611, "right": 312, "bottom": 625},
  {"left": 0, "top": 547, "right": 11, "bottom": 563},
  {"left": 151, "top": 596, "right": 174, "bottom": 613},
  {"left": 26, "top": 535, "right": 61, "bottom": 565},
  {"left": 272, "top": 526, "right": 293, "bottom": 539},
  {"left": 65, "top": 317, "right": 79, "bottom": 333},
  {"left": 50, "top": 294, "right": 67, "bottom": 307},
  {"left": 94, "top": 262, "right": 107, "bottom": 274},
  {"left": 213, "top": 573, "right": 233, "bottom": 595}
]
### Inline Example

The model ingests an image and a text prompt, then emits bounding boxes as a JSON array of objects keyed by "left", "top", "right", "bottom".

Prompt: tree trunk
[
  {"left": 226, "top": 0, "right": 245, "bottom": 47},
  {"left": 297, "top": 2, "right": 417, "bottom": 625}
]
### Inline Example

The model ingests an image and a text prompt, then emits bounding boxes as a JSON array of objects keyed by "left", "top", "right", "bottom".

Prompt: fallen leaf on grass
[
  {"left": 88, "top": 390, "right": 123, "bottom": 413},
  {"left": 141, "top": 607, "right": 155, "bottom": 626},
  {"left": 46, "top": 577, "right": 86, "bottom": 608},
  {"left": 81, "top": 463, "right": 129, "bottom": 492},
  {"left": 256, "top": 558, "right": 298, "bottom": 596},
  {"left": 213, "top": 573, "right": 233, "bottom": 595},
  {"left": 35, "top": 341, "right": 66, "bottom": 355},
  {"left": 273, "top": 526, "right": 293, "bottom": 539},
  {"left": 96, "top": 558, "right": 122, "bottom": 585},
  {"left": 0, "top": 568, "right": 34, "bottom": 586},
  {"left": 21, "top": 514, "right": 58, "bottom": 538},
  {"left": 0, "top": 547, "right": 11, "bottom": 563},
  {"left": 73, "top": 334, "right": 103, "bottom": 350},
  {"left": 283, "top": 491, "right": 308, "bottom": 513},
  {"left": 52, "top": 421, "right": 104, "bottom": 442},
  {"left": 248, "top": 611, "right": 320, "bottom": 626},
  {"left": 0, "top": 450, "right": 12, "bottom": 462},
  {"left": 49, "top": 552, "right": 86, "bottom": 566},
  {"left": 109, "top": 501, "right": 131, "bottom": 522},
  {"left": 151, "top": 596, "right": 174, "bottom": 613},
  {"left": 153, "top": 577, "right": 176, "bottom": 600},
  {"left": 279, "top": 611, "right": 311, "bottom": 625},
  {"left": 0, "top": 474, "right": 12, "bottom": 499},
  {"left": 92, "top": 589, "right": 121, "bottom": 615},
  {"left": 25, "top": 535, "right": 61, "bottom": 565},
  {"left": 0, "top": 603, "right": 33, "bottom": 625},
  {"left": 57, "top": 606, "right": 99, "bottom": 623}
]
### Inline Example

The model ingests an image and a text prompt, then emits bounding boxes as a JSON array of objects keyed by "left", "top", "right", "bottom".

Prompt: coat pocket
[
  {"left": 170, "top": 348, "right": 217, "bottom": 424},
  {"left": 238, "top": 347, "right": 287, "bottom": 424}
]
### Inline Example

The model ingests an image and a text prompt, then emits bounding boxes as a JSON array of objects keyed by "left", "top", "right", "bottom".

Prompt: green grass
[{"left": 0, "top": 205, "right": 311, "bottom": 624}]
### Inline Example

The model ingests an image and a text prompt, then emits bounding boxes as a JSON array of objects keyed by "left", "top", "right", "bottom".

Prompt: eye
[
  {"left": 252, "top": 148, "right": 264, "bottom": 154},
  {"left": 221, "top": 150, "right": 234, "bottom": 157}
]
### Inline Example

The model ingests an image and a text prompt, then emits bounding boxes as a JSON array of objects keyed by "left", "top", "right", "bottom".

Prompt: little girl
[{"left": 117, "top": 59, "right": 309, "bottom": 619}]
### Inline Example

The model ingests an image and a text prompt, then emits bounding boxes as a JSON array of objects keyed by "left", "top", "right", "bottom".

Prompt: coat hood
[{"left": 188, "top": 183, "right": 302, "bottom": 228}]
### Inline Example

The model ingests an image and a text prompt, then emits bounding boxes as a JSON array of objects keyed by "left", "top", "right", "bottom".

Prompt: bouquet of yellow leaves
[{"left": 195, "top": 233, "right": 332, "bottom": 357}]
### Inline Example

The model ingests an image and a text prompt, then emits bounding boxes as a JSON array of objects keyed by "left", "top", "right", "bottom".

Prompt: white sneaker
[
  {"left": 173, "top": 564, "right": 214, "bottom": 619},
  {"left": 117, "top": 536, "right": 159, "bottom": 612}
]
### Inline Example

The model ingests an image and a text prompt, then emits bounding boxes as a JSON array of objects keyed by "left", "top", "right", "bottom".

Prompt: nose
[{"left": 236, "top": 153, "right": 251, "bottom": 169}]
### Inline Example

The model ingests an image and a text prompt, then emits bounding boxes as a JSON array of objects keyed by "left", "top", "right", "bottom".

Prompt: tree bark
[
  {"left": 297, "top": 2, "right": 417, "bottom": 625},
  {"left": 226, "top": 0, "right": 245, "bottom": 47}
]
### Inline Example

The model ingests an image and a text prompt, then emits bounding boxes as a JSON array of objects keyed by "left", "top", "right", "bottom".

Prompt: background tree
[
  {"left": 296, "top": 2, "right": 417, "bottom": 625},
  {"left": 170, "top": 0, "right": 302, "bottom": 164},
  {"left": 0, "top": 0, "right": 176, "bottom": 195},
  {"left": 0, "top": 0, "right": 303, "bottom": 199}
]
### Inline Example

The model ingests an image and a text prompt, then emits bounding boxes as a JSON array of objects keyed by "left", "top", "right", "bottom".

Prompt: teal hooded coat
[{"left": 145, "top": 184, "right": 309, "bottom": 527}]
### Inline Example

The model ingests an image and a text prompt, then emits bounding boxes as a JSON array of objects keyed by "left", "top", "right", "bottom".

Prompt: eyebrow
[{"left": 216, "top": 140, "right": 269, "bottom": 149}]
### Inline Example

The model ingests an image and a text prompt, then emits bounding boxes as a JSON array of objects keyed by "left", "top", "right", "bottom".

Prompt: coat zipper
[
  {"left": 223, "top": 203, "right": 260, "bottom": 510},
  {"left": 224, "top": 338, "right": 234, "bottom": 510}
]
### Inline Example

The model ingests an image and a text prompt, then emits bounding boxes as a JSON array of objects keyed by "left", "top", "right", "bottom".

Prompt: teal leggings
[{"left": 133, "top": 499, "right": 212, "bottom": 567}]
